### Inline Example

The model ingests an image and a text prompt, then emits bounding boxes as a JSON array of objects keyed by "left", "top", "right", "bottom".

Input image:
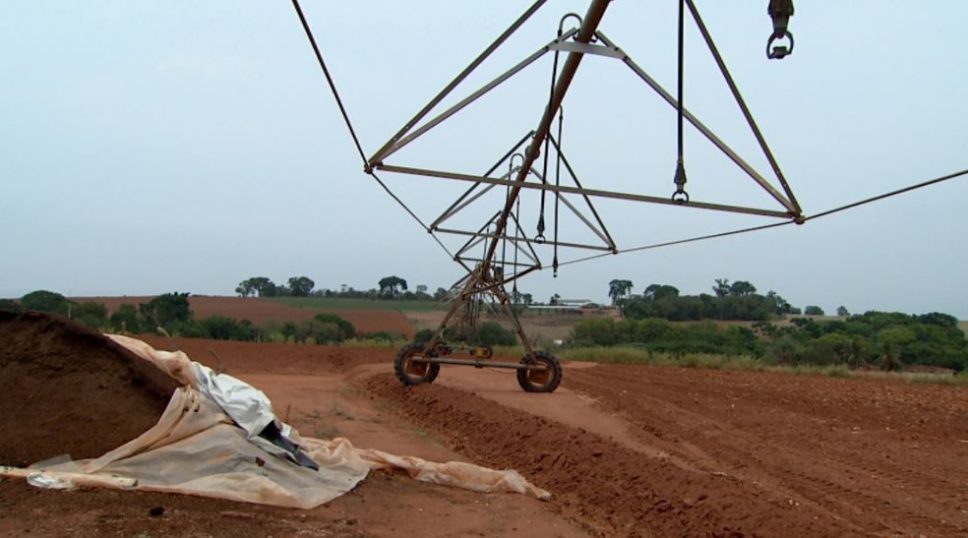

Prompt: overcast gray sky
[{"left": 2, "top": 1, "right": 966, "bottom": 317}]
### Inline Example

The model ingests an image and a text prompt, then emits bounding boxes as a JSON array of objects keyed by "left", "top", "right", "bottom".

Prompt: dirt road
[{"left": 3, "top": 336, "right": 966, "bottom": 536}]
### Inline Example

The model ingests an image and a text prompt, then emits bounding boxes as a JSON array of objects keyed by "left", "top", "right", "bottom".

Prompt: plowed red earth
[
  {"left": 3, "top": 330, "right": 966, "bottom": 536},
  {"left": 367, "top": 364, "right": 968, "bottom": 537},
  {"left": 78, "top": 296, "right": 415, "bottom": 337}
]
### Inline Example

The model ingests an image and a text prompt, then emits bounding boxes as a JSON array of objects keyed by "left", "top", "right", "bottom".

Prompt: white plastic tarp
[{"left": 0, "top": 335, "right": 550, "bottom": 508}]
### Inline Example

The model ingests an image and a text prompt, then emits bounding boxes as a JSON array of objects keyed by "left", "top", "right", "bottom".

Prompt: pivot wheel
[
  {"left": 393, "top": 343, "right": 440, "bottom": 386},
  {"left": 516, "top": 351, "right": 562, "bottom": 393}
]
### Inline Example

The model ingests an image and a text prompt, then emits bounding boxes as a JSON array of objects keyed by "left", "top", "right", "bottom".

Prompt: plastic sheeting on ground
[{"left": 0, "top": 335, "right": 550, "bottom": 508}]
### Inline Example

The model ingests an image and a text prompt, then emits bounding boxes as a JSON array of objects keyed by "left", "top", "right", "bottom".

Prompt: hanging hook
[
  {"left": 766, "top": 0, "right": 795, "bottom": 59},
  {"left": 672, "top": 159, "right": 690, "bottom": 204},
  {"left": 766, "top": 32, "right": 794, "bottom": 60},
  {"left": 672, "top": 0, "right": 689, "bottom": 205}
]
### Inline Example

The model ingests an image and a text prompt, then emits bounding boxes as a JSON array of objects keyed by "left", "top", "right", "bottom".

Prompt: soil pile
[{"left": 0, "top": 312, "right": 178, "bottom": 467}]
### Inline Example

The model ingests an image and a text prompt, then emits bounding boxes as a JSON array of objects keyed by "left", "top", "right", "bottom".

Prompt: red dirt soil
[
  {"left": 1, "top": 335, "right": 585, "bottom": 537},
  {"left": 0, "top": 312, "right": 177, "bottom": 467},
  {"left": 4, "top": 331, "right": 967, "bottom": 536},
  {"left": 366, "top": 361, "right": 968, "bottom": 537},
  {"left": 78, "top": 295, "right": 415, "bottom": 337}
]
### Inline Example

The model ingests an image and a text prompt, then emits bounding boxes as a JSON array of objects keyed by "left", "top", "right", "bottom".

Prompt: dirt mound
[
  {"left": 0, "top": 312, "right": 178, "bottom": 467},
  {"left": 362, "top": 374, "right": 853, "bottom": 537}
]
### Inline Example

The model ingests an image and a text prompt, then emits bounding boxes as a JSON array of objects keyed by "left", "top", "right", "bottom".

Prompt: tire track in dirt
[{"left": 362, "top": 373, "right": 856, "bottom": 537}]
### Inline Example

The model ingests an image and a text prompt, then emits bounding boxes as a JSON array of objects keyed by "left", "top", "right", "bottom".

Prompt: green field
[{"left": 269, "top": 296, "right": 444, "bottom": 312}]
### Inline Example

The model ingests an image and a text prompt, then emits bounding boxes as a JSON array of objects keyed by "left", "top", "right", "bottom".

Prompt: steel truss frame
[
  {"left": 358, "top": 1, "right": 803, "bottom": 387},
  {"left": 293, "top": 0, "right": 967, "bottom": 391}
]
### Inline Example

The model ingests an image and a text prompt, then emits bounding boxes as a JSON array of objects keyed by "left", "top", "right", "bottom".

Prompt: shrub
[
  {"left": 72, "top": 302, "right": 108, "bottom": 330},
  {"left": 313, "top": 313, "right": 356, "bottom": 339},
  {"left": 20, "top": 290, "right": 70, "bottom": 315},
  {"left": 414, "top": 328, "right": 435, "bottom": 344},
  {"left": 363, "top": 331, "right": 406, "bottom": 343},
  {"left": 0, "top": 299, "right": 22, "bottom": 313},
  {"left": 198, "top": 315, "right": 258, "bottom": 341},
  {"left": 109, "top": 303, "right": 143, "bottom": 333},
  {"left": 469, "top": 321, "right": 517, "bottom": 347}
]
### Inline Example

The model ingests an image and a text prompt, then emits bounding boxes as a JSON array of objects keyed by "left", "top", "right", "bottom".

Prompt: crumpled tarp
[{"left": 0, "top": 335, "right": 550, "bottom": 507}]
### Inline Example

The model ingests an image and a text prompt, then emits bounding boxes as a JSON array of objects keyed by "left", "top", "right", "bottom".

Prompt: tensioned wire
[
  {"left": 292, "top": 0, "right": 460, "bottom": 265},
  {"left": 557, "top": 167, "right": 968, "bottom": 268}
]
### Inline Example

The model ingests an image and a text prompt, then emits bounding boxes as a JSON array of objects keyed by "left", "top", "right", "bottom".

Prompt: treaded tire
[
  {"left": 394, "top": 343, "right": 440, "bottom": 386},
  {"left": 516, "top": 351, "right": 562, "bottom": 393}
]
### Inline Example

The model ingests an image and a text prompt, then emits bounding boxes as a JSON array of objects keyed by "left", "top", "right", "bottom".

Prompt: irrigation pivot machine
[{"left": 292, "top": 1, "right": 964, "bottom": 392}]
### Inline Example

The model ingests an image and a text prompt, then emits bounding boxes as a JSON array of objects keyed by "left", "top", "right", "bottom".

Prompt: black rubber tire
[
  {"left": 516, "top": 351, "right": 562, "bottom": 393},
  {"left": 394, "top": 343, "right": 441, "bottom": 386}
]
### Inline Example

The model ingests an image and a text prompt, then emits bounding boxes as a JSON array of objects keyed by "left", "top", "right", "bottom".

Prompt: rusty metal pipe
[{"left": 481, "top": 0, "right": 612, "bottom": 274}]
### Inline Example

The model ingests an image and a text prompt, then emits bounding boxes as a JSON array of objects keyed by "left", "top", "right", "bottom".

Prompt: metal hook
[
  {"left": 509, "top": 152, "right": 525, "bottom": 172},
  {"left": 766, "top": 32, "right": 794, "bottom": 59},
  {"left": 558, "top": 13, "right": 582, "bottom": 36},
  {"left": 767, "top": 0, "right": 794, "bottom": 59},
  {"left": 672, "top": 159, "right": 689, "bottom": 204}
]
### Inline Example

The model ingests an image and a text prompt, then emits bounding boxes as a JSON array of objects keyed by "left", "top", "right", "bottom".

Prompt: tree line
[
  {"left": 234, "top": 275, "right": 454, "bottom": 302},
  {"left": 609, "top": 278, "right": 836, "bottom": 322},
  {"left": 0, "top": 290, "right": 374, "bottom": 345},
  {"left": 570, "top": 309, "right": 967, "bottom": 372}
]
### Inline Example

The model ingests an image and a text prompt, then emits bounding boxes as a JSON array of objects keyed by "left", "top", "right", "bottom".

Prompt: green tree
[
  {"left": 287, "top": 276, "right": 315, "bottom": 297},
  {"left": 72, "top": 302, "right": 108, "bottom": 329},
  {"left": 468, "top": 321, "right": 517, "bottom": 346},
  {"left": 0, "top": 299, "right": 22, "bottom": 313},
  {"left": 237, "top": 277, "right": 277, "bottom": 297},
  {"left": 766, "top": 290, "right": 795, "bottom": 315},
  {"left": 608, "top": 279, "right": 634, "bottom": 304},
  {"left": 836, "top": 305, "right": 850, "bottom": 317},
  {"left": 804, "top": 305, "right": 825, "bottom": 316},
  {"left": 139, "top": 293, "right": 192, "bottom": 331},
  {"left": 712, "top": 278, "right": 731, "bottom": 298},
  {"left": 643, "top": 284, "right": 678, "bottom": 301},
  {"left": 281, "top": 321, "right": 299, "bottom": 342},
  {"left": 729, "top": 280, "right": 757, "bottom": 297},
  {"left": 109, "top": 303, "right": 142, "bottom": 333},
  {"left": 313, "top": 313, "right": 356, "bottom": 339},
  {"left": 20, "top": 290, "right": 70, "bottom": 315},
  {"left": 198, "top": 316, "right": 257, "bottom": 341},
  {"left": 379, "top": 276, "right": 408, "bottom": 296},
  {"left": 235, "top": 280, "right": 254, "bottom": 298}
]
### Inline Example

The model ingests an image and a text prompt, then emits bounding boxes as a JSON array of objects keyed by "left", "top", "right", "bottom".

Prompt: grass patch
[
  {"left": 786, "top": 363, "right": 852, "bottom": 378},
  {"left": 270, "top": 297, "right": 442, "bottom": 312},
  {"left": 856, "top": 369, "right": 968, "bottom": 386},
  {"left": 557, "top": 345, "right": 764, "bottom": 371},
  {"left": 555, "top": 345, "right": 967, "bottom": 385},
  {"left": 343, "top": 336, "right": 409, "bottom": 349}
]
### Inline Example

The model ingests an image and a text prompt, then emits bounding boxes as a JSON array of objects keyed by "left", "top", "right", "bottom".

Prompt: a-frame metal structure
[{"left": 294, "top": 0, "right": 805, "bottom": 392}]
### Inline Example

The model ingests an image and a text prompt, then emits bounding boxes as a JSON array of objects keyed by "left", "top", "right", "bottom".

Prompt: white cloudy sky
[{"left": 2, "top": 1, "right": 966, "bottom": 316}]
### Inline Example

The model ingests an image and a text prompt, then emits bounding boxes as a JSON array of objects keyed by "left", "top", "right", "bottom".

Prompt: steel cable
[
  {"left": 558, "top": 167, "right": 968, "bottom": 268},
  {"left": 292, "top": 0, "right": 461, "bottom": 264}
]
